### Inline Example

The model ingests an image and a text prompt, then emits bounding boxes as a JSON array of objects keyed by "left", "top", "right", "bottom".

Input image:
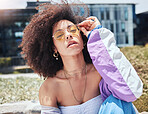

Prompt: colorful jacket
[{"left": 87, "top": 26, "right": 143, "bottom": 102}]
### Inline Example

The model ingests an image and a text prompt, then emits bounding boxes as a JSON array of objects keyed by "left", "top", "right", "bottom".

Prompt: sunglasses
[{"left": 52, "top": 24, "right": 80, "bottom": 40}]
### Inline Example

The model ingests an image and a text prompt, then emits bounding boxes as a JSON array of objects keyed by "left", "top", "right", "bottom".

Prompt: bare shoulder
[
  {"left": 87, "top": 63, "right": 102, "bottom": 77},
  {"left": 87, "top": 63, "right": 97, "bottom": 72},
  {"left": 39, "top": 76, "right": 58, "bottom": 107}
]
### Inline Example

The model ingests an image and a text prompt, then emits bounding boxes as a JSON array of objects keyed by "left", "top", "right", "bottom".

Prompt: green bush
[
  {"left": 13, "top": 71, "right": 21, "bottom": 74},
  {"left": 15, "top": 68, "right": 33, "bottom": 73},
  {"left": 0, "top": 57, "right": 11, "bottom": 67},
  {"left": 0, "top": 68, "right": 33, "bottom": 74}
]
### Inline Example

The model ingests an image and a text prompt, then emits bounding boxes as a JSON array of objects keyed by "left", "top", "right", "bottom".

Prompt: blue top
[{"left": 59, "top": 95, "right": 103, "bottom": 114}]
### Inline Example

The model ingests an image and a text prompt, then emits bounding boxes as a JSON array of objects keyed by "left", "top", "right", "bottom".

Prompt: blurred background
[
  {"left": 0, "top": 0, "right": 147, "bottom": 113},
  {"left": 0, "top": 0, "right": 148, "bottom": 72}
]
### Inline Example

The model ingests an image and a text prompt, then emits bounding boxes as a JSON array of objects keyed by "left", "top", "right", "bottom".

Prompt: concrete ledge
[{"left": 0, "top": 101, "right": 41, "bottom": 114}]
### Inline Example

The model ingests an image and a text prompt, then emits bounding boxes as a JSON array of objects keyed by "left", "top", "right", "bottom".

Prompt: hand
[{"left": 78, "top": 16, "right": 101, "bottom": 37}]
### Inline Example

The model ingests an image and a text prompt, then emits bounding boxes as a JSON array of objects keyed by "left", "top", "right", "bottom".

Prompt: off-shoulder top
[
  {"left": 59, "top": 95, "right": 103, "bottom": 114},
  {"left": 41, "top": 95, "right": 103, "bottom": 114}
]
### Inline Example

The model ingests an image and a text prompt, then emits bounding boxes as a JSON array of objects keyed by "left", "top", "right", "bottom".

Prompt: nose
[
  {"left": 66, "top": 35, "right": 73, "bottom": 40},
  {"left": 65, "top": 31, "right": 73, "bottom": 40}
]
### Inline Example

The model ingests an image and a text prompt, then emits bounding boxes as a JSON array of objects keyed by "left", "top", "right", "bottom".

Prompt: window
[
  {"left": 92, "top": 8, "right": 98, "bottom": 17},
  {"left": 14, "top": 22, "right": 22, "bottom": 27},
  {"left": 124, "top": 7, "right": 128, "bottom": 20},
  {"left": 114, "top": 7, "right": 120, "bottom": 20},
  {"left": 106, "top": 8, "right": 110, "bottom": 20},
  {"left": 15, "top": 32, "right": 23, "bottom": 38},
  {"left": 25, "top": 22, "right": 29, "bottom": 26},
  {"left": 116, "top": 23, "right": 119, "bottom": 33},
  {"left": 105, "top": 23, "right": 108, "bottom": 29},
  {"left": 5, "top": 29, "right": 12, "bottom": 38},
  {"left": 121, "top": 22, "right": 125, "bottom": 32},
  {"left": 100, "top": 8, "right": 104, "bottom": 20},
  {"left": 125, "top": 33, "right": 129, "bottom": 44},
  {"left": 118, "top": 8, "right": 121, "bottom": 20},
  {"left": 111, "top": 23, "right": 114, "bottom": 32},
  {"left": 114, "top": 8, "right": 117, "bottom": 20},
  {"left": 118, "top": 35, "right": 125, "bottom": 44},
  {"left": 116, "top": 35, "right": 119, "bottom": 44}
]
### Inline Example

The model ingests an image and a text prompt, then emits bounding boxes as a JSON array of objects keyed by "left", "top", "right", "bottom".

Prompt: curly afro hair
[{"left": 19, "top": 0, "right": 92, "bottom": 78}]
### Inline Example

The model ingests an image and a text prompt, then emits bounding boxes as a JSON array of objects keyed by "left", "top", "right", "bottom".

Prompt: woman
[{"left": 19, "top": 1, "right": 143, "bottom": 114}]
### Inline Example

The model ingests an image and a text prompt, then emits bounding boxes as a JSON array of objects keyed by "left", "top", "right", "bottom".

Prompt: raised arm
[
  {"left": 78, "top": 16, "right": 143, "bottom": 102},
  {"left": 87, "top": 27, "right": 143, "bottom": 102}
]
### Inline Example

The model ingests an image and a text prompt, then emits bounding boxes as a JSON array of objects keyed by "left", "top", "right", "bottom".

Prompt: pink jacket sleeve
[{"left": 87, "top": 27, "right": 143, "bottom": 102}]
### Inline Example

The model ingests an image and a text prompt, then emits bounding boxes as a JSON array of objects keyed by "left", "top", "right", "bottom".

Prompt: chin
[{"left": 66, "top": 48, "right": 83, "bottom": 56}]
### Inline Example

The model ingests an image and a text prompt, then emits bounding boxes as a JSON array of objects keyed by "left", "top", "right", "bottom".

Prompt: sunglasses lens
[
  {"left": 69, "top": 25, "right": 78, "bottom": 33},
  {"left": 54, "top": 31, "right": 64, "bottom": 40},
  {"left": 53, "top": 25, "right": 79, "bottom": 40}
]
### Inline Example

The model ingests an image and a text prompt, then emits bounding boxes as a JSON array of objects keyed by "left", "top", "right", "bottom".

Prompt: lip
[{"left": 67, "top": 41, "right": 78, "bottom": 48}]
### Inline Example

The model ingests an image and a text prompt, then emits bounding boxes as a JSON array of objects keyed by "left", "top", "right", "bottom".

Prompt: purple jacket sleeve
[{"left": 87, "top": 28, "right": 143, "bottom": 102}]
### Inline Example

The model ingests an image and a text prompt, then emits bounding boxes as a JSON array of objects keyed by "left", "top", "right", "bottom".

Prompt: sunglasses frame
[{"left": 52, "top": 24, "right": 80, "bottom": 40}]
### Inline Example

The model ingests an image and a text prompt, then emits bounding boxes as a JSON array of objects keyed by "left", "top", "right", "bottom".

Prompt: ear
[{"left": 52, "top": 46, "right": 58, "bottom": 53}]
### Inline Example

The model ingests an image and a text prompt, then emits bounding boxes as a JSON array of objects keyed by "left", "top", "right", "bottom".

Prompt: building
[
  {"left": 134, "top": 11, "right": 148, "bottom": 45},
  {"left": 0, "top": 1, "right": 46, "bottom": 57},
  {"left": 0, "top": 9, "right": 37, "bottom": 57},
  {"left": 88, "top": 4, "right": 136, "bottom": 47},
  {"left": 0, "top": 1, "right": 136, "bottom": 57}
]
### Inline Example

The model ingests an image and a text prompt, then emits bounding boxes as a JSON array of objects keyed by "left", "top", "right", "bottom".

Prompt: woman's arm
[
  {"left": 87, "top": 27, "right": 143, "bottom": 102},
  {"left": 79, "top": 16, "right": 143, "bottom": 102},
  {"left": 39, "top": 79, "right": 61, "bottom": 114}
]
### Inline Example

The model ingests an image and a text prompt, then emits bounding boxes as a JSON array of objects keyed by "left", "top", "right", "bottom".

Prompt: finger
[
  {"left": 78, "top": 21, "right": 88, "bottom": 27},
  {"left": 86, "top": 26, "right": 89, "bottom": 30},
  {"left": 89, "top": 24, "right": 97, "bottom": 30},
  {"left": 79, "top": 27, "right": 87, "bottom": 34},
  {"left": 79, "top": 25, "right": 91, "bottom": 31},
  {"left": 79, "top": 27, "right": 89, "bottom": 37},
  {"left": 86, "top": 16, "right": 98, "bottom": 21},
  {"left": 78, "top": 20, "right": 92, "bottom": 27},
  {"left": 86, "top": 16, "right": 101, "bottom": 25}
]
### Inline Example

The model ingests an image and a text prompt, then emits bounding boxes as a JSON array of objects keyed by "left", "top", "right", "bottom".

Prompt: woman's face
[{"left": 52, "top": 20, "right": 84, "bottom": 57}]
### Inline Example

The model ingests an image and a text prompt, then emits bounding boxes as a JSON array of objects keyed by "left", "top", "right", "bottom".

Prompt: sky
[{"left": 0, "top": 0, "right": 148, "bottom": 14}]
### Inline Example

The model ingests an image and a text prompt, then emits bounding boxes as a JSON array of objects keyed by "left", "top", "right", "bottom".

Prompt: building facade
[
  {"left": 88, "top": 4, "right": 135, "bottom": 47},
  {"left": 134, "top": 11, "right": 148, "bottom": 45},
  {"left": 0, "top": 9, "right": 37, "bottom": 57},
  {"left": 0, "top": 2, "right": 136, "bottom": 57}
]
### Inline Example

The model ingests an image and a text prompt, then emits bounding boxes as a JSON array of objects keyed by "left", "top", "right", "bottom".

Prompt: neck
[{"left": 61, "top": 52, "right": 86, "bottom": 77}]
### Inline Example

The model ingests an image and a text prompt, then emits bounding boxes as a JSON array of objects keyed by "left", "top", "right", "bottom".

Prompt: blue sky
[{"left": 0, "top": 0, "right": 147, "bottom": 14}]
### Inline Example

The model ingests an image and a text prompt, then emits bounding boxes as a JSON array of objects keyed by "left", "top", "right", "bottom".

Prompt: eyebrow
[{"left": 55, "top": 24, "right": 75, "bottom": 32}]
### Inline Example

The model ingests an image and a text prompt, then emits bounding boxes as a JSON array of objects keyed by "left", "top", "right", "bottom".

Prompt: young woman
[{"left": 19, "top": 1, "right": 143, "bottom": 114}]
